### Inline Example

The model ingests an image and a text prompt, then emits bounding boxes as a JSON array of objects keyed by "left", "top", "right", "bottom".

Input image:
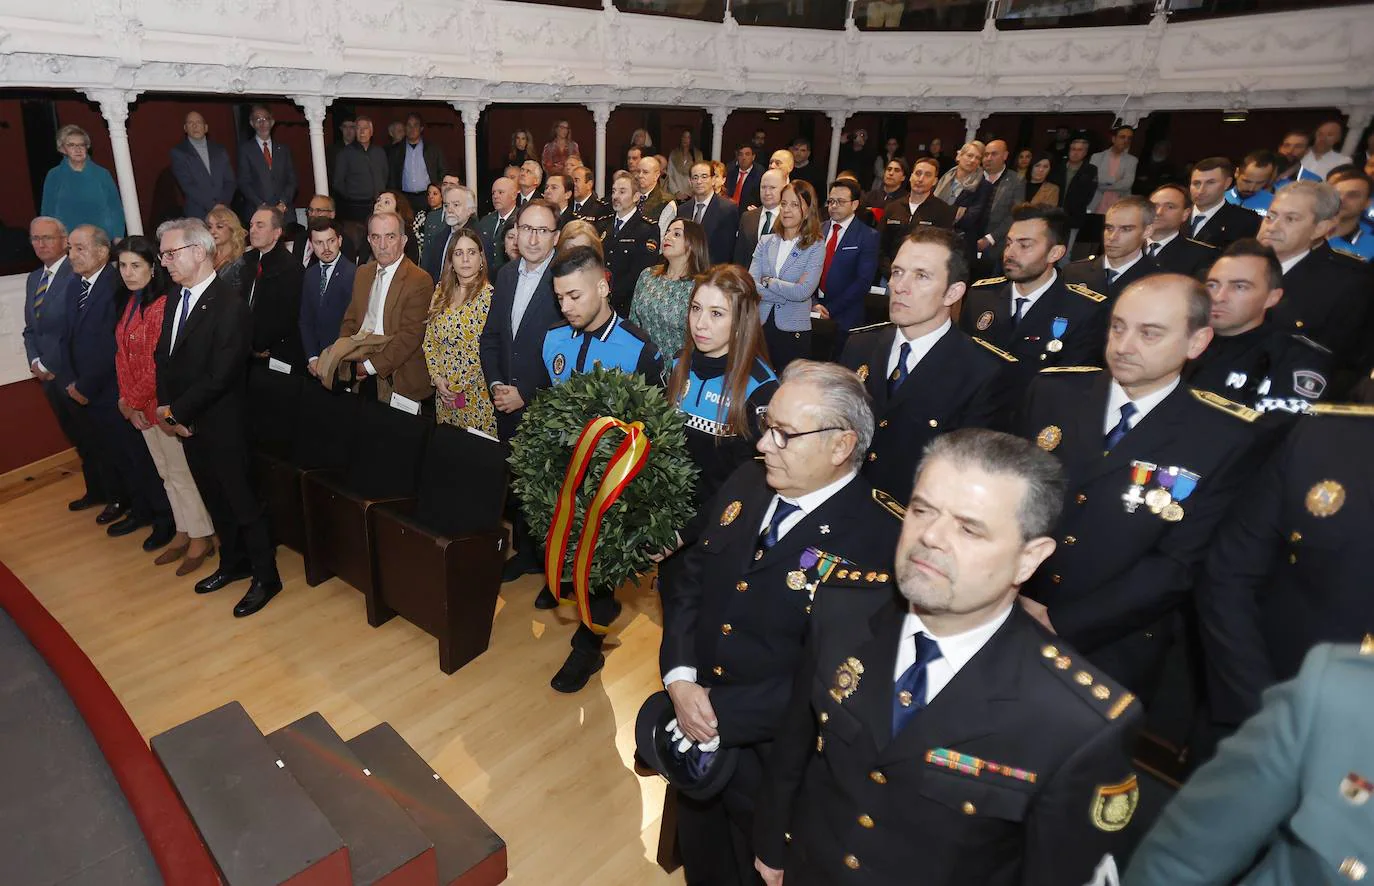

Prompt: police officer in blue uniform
[
  {"left": 1225, "top": 149, "right": 1280, "bottom": 218},
  {"left": 1327, "top": 165, "right": 1374, "bottom": 263},
  {"left": 537, "top": 245, "right": 663, "bottom": 693}
]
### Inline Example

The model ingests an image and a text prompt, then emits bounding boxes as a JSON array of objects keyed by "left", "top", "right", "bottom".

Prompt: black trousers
[
  {"left": 762, "top": 315, "right": 811, "bottom": 373},
  {"left": 677, "top": 746, "right": 767, "bottom": 886},
  {"left": 43, "top": 379, "right": 107, "bottom": 501},
  {"left": 182, "top": 430, "right": 279, "bottom": 584},
  {"left": 94, "top": 403, "right": 171, "bottom": 524},
  {"left": 65, "top": 395, "right": 125, "bottom": 507}
]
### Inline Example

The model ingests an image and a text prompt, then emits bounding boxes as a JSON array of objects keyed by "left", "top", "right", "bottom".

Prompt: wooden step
[
  {"left": 150, "top": 701, "right": 351, "bottom": 886},
  {"left": 266, "top": 713, "right": 437, "bottom": 886},
  {"left": 347, "top": 723, "right": 507, "bottom": 886}
]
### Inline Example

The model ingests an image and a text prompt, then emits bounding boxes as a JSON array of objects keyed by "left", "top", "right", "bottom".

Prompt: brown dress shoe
[
  {"left": 176, "top": 540, "right": 217, "bottom": 577},
  {"left": 154, "top": 544, "right": 189, "bottom": 566}
]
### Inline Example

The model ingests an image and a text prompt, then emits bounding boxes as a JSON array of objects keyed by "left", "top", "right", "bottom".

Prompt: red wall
[
  {"left": 485, "top": 104, "right": 598, "bottom": 178},
  {"left": 0, "top": 379, "right": 70, "bottom": 475},
  {"left": 0, "top": 99, "right": 39, "bottom": 228},
  {"left": 337, "top": 101, "right": 466, "bottom": 181},
  {"left": 1157, "top": 108, "right": 1343, "bottom": 167}
]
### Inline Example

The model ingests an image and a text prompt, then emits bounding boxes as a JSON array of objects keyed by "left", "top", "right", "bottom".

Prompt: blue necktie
[
  {"left": 1105, "top": 268, "right": 1120, "bottom": 287},
  {"left": 34, "top": 269, "right": 52, "bottom": 317},
  {"left": 759, "top": 499, "right": 802, "bottom": 553},
  {"left": 77, "top": 279, "right": 92, "bottom": 313},
  {"left": 173, "top": 287, "right": 191, "bottom": 350},
  {"left": 889, "top": 342, "right": 911, "bottom": 395},
  {"left": 893, "top": 632, "right": 943, "bottom": 737},
  {"left": 1011, "top": 296, "right": 1028, "bottom": 327},
  {"left": 319, "top": 262, "right": 331, "bottom": 301},
  {"left": 1189, "top": 214, "right": 1206, "bottom": 237},
  {"left": 1104, "top": 401, "right": 1137, "bottom": 452}
]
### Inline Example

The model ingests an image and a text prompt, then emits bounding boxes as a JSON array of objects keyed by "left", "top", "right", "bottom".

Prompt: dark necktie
[
  {"left": 1189, "top": 214, "right": 1205, "bottom": 237},
  {"left": 759, "top": 499, "right": 802, "bottom": 553},
  {"left": 761, "top": 210, "right": 773, "bottom": 236},
  {"left": 77, "top": 279, "right": 92, "bottom": 313},
  {"left": 319, "top": 262, "right": 331, "bottom": 301},
  {"left": 173, "top": 287, "right": 191, "bottom": 350},
  {"left": 1011, "top": 296, "right": 1028, "bottom": 327},
  {"left": 893, "top": 632, "right": 944, "bottom": 736},
  {"left": 1105, "top": 268, "right": 1120, "bottom": 287},
  {"left": 1104, "top": 401, "right": 1137, "bottom": 452},
  {"left": 1147, "top": 241, "right": 1161, "bottom": 258},
  {"left": 615, "top": 217, "right": 625, "bottom": 235},
  {"left": 889, "top": 342, "right": 911, "bottom": 396},
  {"left": 693, "top": 202, "right": 706, "bottom": 224}
]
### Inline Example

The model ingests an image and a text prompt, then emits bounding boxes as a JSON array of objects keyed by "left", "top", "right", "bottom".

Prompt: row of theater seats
[{"left": 247, "top": 366, "right": 508, "bottom": 674}]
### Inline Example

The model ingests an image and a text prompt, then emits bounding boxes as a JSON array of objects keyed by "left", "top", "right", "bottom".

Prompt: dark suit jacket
[
  {"left": 238, "top": 138, "right": 298, "bottom": 211},
  {"left": 1150, "top": 234, "right": 1217, "bottom": 280},
  {"left": 387, "top": 139, "right": 447, "bottom": 192},
  {"left": 474, "top": 210, "right": 518, "bottom": 276},
  {"left": 478, "top": 257, "right": 562, "bottom": 441},
  {"left": 724, "top": 162, "right": 763, "bottom": 209},
  {"left": 154, "top": 275, "right": 252, "bottom": 435},
  {"left": 1052, "top": 161, "right": 1099, "bottom": 228},
  {"left": 816, "top": 219, "right": 879, "bottom": 332},
  {"left": 570, "top": 194, "right": 607, "bottom": 221},
  {"left": 982, "top": 170, "right": 1027, "bottom": 247},
  {"left": 170, "top": 137, "right": 236, "bottom": 220},
  {"left": 1189, "top": 202, "right": 1261, "bottom": 250},
  {"left": 878, "top": 195, "right": 956, "bottom": 277},
  {"left": 949, "top": 176, "right": 993, "bottom": 244},
  {"left": 422, "top": 226, "right": 456, "bottom": 282},
  {"left": 734, "top": 206, "right": 773, "bottom": 266},
  {"left": 23, "top": 257, "right": 76, "bottom": 374},
  {"left": 1062, "top": 253, "right": 1162, "bottom": 304},
  {"left": 300, "top": 256, "right": 357, "bottom": 362},
  {"left": 754, "top": 596, "right": 1143, "bottom": 884},
  {"left": 241, "top": 242, "right": 305, "bottom": 368},
  {"left": 679, "top": 193, "right": 740, "bottom": 265},
  {"left": 59, "top": 266, "right": 120, "bottom": 404},
  {"left": 1273, "top": 242, "right": 1372, "bottom": 372}
]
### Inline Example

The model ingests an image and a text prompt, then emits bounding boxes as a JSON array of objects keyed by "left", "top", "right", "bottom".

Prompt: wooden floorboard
[{"left": 0, "top": 472, "right": 682, "bottom": 886}]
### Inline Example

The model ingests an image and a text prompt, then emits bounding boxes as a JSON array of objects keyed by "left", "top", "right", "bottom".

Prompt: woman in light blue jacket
[{"left": 749, "top": 179, "right": 824, "bottom": 370}]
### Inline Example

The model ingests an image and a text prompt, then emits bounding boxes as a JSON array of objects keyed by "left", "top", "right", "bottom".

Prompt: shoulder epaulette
[
  {"left": 1186, "top": 237, "right": 1217, "bottom": 249},
  {"left": 1040, "top": 365, "right": 1102, "bottom": 374},
  {"left": 1310, "top": 403, "right": 1374, "bottom": 417},
  {"left": 1330, "top": 243, "right": 1362, "bottom": 261},
  {"left": 972, "top": 276, "right": 1006, "bottom": 286},
  {"left": 1362, "top": 634, "right": 1374, "bottom": 655},
  {"left": 971, "top": 336, "right": 1018, "bottom": 362},
  {"left": 871, "top": 488, "right": 906, "bottom": 520},
  {"left": 1291, "top": 334, "right": 1332, "bottom": 355},
  {"left": 1065, "top": 282, "right": 1107, "bottom": 303},
  {"left": 848, "top": 321, "right": 893, "bottom": 335},
  {"left": 1037, "top": 642, "right": 1139, "bottom": 721},
  {"left": 1190, "top": 388, "right": 1261, "bottom": 422}
]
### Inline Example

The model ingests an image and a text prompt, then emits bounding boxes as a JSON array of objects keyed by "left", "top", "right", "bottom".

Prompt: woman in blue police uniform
[{"left": 538, "top": 245, "right": 663, "bottom": 692}]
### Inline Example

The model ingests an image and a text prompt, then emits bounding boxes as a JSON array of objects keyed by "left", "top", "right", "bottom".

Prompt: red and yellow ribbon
[{"left": 544, "top": 416, "right": 652, "bottom": 632}]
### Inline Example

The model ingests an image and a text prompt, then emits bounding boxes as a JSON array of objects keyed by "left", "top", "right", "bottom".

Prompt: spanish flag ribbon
[{"left": 544, "top": 416, "right": 651, "bottom": 633}]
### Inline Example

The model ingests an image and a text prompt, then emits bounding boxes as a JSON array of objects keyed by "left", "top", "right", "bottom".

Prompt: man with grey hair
[
  {"left": 423, "top": 182, "right": 477, "bottom": 281},
  {"left": 154, "top": 217, "right": 281, "bottom": 617},
  {"left": 646, "top": 359, "right": 901, "bottom": 886},
  {"left": 1260, "top": 180, "right": 1370, "bottom": 374},
  {"left": 754, "top": 427, "right": 1143, "bottom": 885}
]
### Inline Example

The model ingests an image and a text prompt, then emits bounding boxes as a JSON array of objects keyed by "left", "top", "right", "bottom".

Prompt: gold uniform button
[
  {"left": 878, "top": 419, "right": 889, "bottom": 428},
  {"left": 868, "top": 452, "right": 877, "bottom": 462},
  {"left": 962, "top": 801, "right": 977, "bottom": 815},
  {"left": 869, "top": 770, "right": 887, "bottom": 785},
  {"left": 1340, "top": 857, "right": 1367, "bottom": 881},
  {"left": 819, "top": 711, "right": 830, "bottom": 724},
  {"left": 1063, "top": 535, "right": 1076, "bottom": 545},
  {"left": 1075, "top": 493, "right": 1087, "bottom": 504},
  {"left": 1296, "top": 320, "right": 1305, "bottom": 329},
  {"left": 712, "top": 666, "right": 725, "bottom": 677},
  {"left": 1052, "top": 574, "right": 1062, "bottom": 584},
  {"left": 857, "top": 814, "right": 874, "bottom": 829},
  {"left": 928, "top": 419, "right": 938, "bottom": 428},
  {"left": 721, "top": 624, "right": 733, "bottom": 635},
  {"left": 816, "top": 735, "right": 825, "bottom": 752},
  {"left": 736, "top": 580, "right": 748, "bottom": 592},
  {"left": 844, "top": 854, "right": 861, "bottom": 870},
  {"left": 1290, "top": 531, "right": 1302, "bottom": 543}
]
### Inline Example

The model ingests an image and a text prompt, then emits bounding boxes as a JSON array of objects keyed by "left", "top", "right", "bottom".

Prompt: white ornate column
[
  {"left": 1342, "top": 105, "right": 1373, "bottom": 158},
  {"left": 587, "top": 101, "right": 616, "bottom": 197},
  {"left": 826, "top": 110, "right": 849, "bottom": 184},
  {"left": 963, "top": 110, "right": 986, "bottom": 145},
  {"left": 84, "top": 89, "right": 143, "bottom": 236},
  {"left": 709, "top": 106, "right": 731, "bottom": 162},
  {"left": 452, "top": 100, "right": 487, "bottom": 190},
  {"left": 293, "top": 95, "right": 332, "bottom": 198}
]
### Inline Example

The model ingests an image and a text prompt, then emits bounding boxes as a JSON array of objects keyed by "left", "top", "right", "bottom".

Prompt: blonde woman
[
  {"left": 205, "top": 204, "right": 248, "bottom": 291},
  {"left": 423, "top": 228, "right": 498, "bottom": 436}
]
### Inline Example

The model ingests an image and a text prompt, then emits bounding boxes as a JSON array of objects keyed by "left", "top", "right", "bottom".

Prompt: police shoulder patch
[
  {"left": 1039, "top": 365, "right": 1102, "bottom": 374},
  {"left": 971, "top": 336, "right": 1018, "bottom": 362},
  {"left": 972, "top": 276, "right": 1006, "bottom": 287},
  {"left": 1066, "top": 282, "right": 1106, "bottom": 303},
  {"left": 1190, "top": 388, "right": 1261, "bottom": 422},
  {"left": 1311, "top": 403, "right": 1374, "bottom": 417},
  {"left": 1091, "top": 775, "right": 1140, "bottom": 832},
  {"left": 871, "top": 488, "right": 906, "bottom": 520}
]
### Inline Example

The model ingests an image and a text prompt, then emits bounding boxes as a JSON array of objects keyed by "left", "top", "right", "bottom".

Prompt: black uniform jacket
[
  {"left": 1190, "top": 202, "right": 1261, "bottom": 250},
  {"left": 598, "top": 212, "right": 661, "bottom": 315},
  {"left": 877, "top": 195, "right": 957, "bottom": 278},
  {"left": 1062, "top": 253, "right": 1161, "bottom": 305},
  {"left": 754, "top": 594, "right": 1144, "bottom": 886},
  {"left": 1198, "top": 407, "right": 1374, "bottom": 725},
  {"left": 1272, "top": 242, "right": 1372, "bottom": 375},
  {"left": 1014, "top": 368, "right": 1264, "bottom": 693},
  {"left": 840, "top": 322, "right": 1015, "bottom": 502},
  {"left": 1151, "top": 235, "right": 1216, "bottom": 280},
  {"left": 1185, "top": 321, "right": 1333, "bottom": 415},
  {"left": 660, "top": 462, "right": 902, "bottom": 748}
]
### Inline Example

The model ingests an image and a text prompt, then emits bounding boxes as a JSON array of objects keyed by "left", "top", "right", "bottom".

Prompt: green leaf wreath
[{"left": 509, "top": 367, "right": 699, "bottom": 593}]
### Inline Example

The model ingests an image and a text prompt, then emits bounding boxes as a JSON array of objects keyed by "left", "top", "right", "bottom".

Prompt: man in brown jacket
[{"left": 333, "top": 211, "right": 434, "bottom": 404}]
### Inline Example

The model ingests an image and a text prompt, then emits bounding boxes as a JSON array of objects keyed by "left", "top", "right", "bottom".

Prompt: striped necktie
[
  {"left": 33, "top": 269, "right": 52, "bottom": 318},
  {"left": 77, "top": 279, "right": 92, "bottom": 313}
]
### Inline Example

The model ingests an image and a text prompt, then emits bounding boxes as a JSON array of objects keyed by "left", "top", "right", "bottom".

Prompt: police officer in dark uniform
[
  {"left": 598, "top": 169, "right": 660, "bottom": 317},
  {"left": 1062, "top": 196, "right": 1162, "bottom": 304},
  {"left": 1196, "top": 405, "right": 1374, "bottom": 729},
  {"left": 1146, "top": 184, "right": 1218, "bottom": 279},
  {"left": 648, "top": 360, "right": 902, "bottom": 885},
  {"left": 958, "top": 204, "right": 1109, "bottom": 398},
  {"left": 754, "top": 429, "right": 1143, "bottom": 886},
  {"left": 1014, "top": 274, "right": 1264, "bottom": 700},
  {"left": 537, "top": 245, "right": 663, "bottom": 693},
  {"left": 1187, "top": 239, "right": 1333, "bottom": 414},
  {"left": 841, "top": 227, "right": 1014, "bottom": 502},
  {"left": 877, "top": 157, "right": 956, "bottom": 280}
]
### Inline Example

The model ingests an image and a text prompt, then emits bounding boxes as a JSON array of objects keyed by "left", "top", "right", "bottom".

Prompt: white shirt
[
  {"left": 1103, "top": 250, "right": 1143, "bottom": 276},
  {"left": 1103, "top": 376, "right": 1179, "bottom": 435},
  {"left": 826, "top": 216, "right": 854, "bottom": 246},
  {"left": 1010, "top": 269, "right": 1059, "bottom": 316},
  {"left": 1301, "top": 148, "right": 1352, "bottom": 180},
  {"left": 511, "top": 252, "right": 554, "bottom": 335},
  {"left": 657, "top": 198, "right": 679, "bottom": 241},
  {"left": 1280, "top": 249, "right": 1311, "bottom": 276},
  {"left": 1147, "top": 230, "right": 1180, "bottom": 254},
  {"left": 894, "top": 606, "right": 1012, "bottom": 703},
  {"left": 690, "top": 199, "right": 713, "bottom": 223},
  {"left": 907, "top": 196, "right": 929, "bottom": 216},
  {"left": 663, "top": 470, "right": 859, "bottom": 686},
  {"left": 169, "top": 271, "right": 218, "bottom": 349},
  {"left": 613, "top": 209, "right": 637, "bottom": 228},
  {"left": 886, "top": 318, "right": 951, "bottom": 378},
  {"left": 773, "top": 237, "right": 799, "bottom": 277},
  {"left": 257, "top": 137, "right": 272, "bottom": 156},
  {"left": 1189, "top": 202, "right": 1222, "bottom": 234}
]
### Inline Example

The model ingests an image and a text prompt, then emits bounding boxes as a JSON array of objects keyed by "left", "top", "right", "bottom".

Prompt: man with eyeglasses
[
  {"left": 679, "top": 161, "right": 740, "bottom": 265},
  {"left": 237, "top": 104, "right": 297, "bottom": 222},
  {"left": 639, "top": 359, "right": 902, "bottom": 884},
  {"left": 815, "top": 179, "right": 879, "bottom": 352}
]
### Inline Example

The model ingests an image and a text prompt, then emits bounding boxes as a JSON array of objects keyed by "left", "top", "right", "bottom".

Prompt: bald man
[
  {"left": 975, "top": 138, "right": 1027, "bottom": 274},
  {"left": 169, "top": 110, "right": 236, "bottom": 219}
]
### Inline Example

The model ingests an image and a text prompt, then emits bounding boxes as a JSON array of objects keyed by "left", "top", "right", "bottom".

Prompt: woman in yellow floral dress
[{"left": 423, "top": 228, "right": 498, "bottom": 436}]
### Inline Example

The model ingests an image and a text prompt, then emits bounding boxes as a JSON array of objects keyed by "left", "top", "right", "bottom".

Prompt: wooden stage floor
[{"left": 0, "top": 458, "right": 682, "bottom": 885}]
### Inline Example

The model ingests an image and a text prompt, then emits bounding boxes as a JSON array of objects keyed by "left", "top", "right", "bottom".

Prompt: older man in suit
[
  {"left": 422, "top": 183, "right": 477, "bottom": 282},
  {"left": 300, "top": 217, "right": 357, "bottom": 377},
  {"left": 242, "top": 206, "right": 305, "bottom": 369},
  {"left": 170, "top": 111, "right": 236, "bottom": 221},
  {"left": 388, "top": 113, "right": 447, "bottom": 213},
  {"left": 237, "top": 105, "right": 298, "bottom": 218},
  {"left": 816, "top": 179, "right": 880, "bottom": 350},
  {"left": 973, "top": 139, "right": 1027, "bottom": 276},
  {"left": 155, "top": 217, "right": 281, "bottom": 617},
  {"left": 735, "top": 169, "right": 786, "bottom": 266},
  {"left": 680, "top": 161, "right": 740, "bottom": 265},
  {"left": 475, "top": 177, "right": 519, "bottom": 276}
]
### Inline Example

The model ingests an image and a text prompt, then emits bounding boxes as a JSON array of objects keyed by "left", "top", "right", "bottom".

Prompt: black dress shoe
[
  {"left": 106, "top": 514, "right": 149, "bottom": 537},
  {"left": 95, "top": 502, "right": 128, "bottom": 525},
  {"left": 142, "top": 523, "right": 176, "bottom": 552},
  {"left": 195, "top": 568, "right": 253, "bottom": 594},
  {"left": 534, "top": 584, "right": 560, "bottom": 610},
  {"left": 233, "top": 580, "right": 282, "bottom": 617},
  {"left": 550, "top": 648, "right": 605, "bottom": 694},
  {"left": 68, "top": 494, "right": 104, "bottom": 512}
]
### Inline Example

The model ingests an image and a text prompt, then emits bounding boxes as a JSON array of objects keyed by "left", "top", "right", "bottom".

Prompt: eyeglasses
[
  {"left": 62, "top": 142, "right": 89, "bottom": 151},
  {"left": 761, "top": 424, "right": 845, "bottom": 450},
  {"left": 250, "top": 116, "right": 271, "bottom": 125},
  {"left": 158, "top": 243, "right": 197, "bottom": 261},
  {"left": 517, "top": 224, "right": 557, "bottom": 238},
  {"left": 826, "top": 197, "right": 857, "bottom": 206}
]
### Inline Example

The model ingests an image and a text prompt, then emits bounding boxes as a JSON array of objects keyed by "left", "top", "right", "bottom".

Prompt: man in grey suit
[
  {"left": 169, "top": 111, "right": 236, "bottom": 220},
  {"left": 237, "top": 104, "right": 298, "bottom": 219},
  {"left": 1089, "top": 125, "right": 1139, "bottom": 214},
  {"left": 23, "top": 216, "right": 97, "bottom": 510},
  {"left": 972, "top": 139, "right": 1026, "bottom": 276}
]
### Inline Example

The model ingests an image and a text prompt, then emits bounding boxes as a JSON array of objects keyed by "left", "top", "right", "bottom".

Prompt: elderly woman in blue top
[
  {"left": 537, "top": 244, "right": 664, "bottom": 694},
  {"left": 41, "top": 124, "right": 125, "bottom": 240},
  {"left": 749, "top": 179, "right": 824, "bottom": 371}
]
